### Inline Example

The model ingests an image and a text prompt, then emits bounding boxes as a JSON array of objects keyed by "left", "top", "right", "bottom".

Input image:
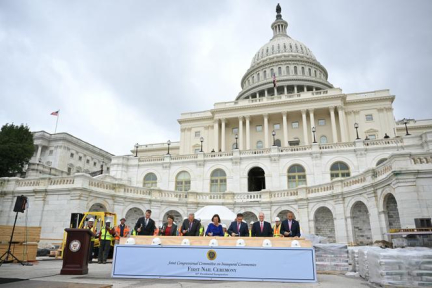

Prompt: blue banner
[{"left": 112, "top": 245, "right": 316, "bottom": 283}]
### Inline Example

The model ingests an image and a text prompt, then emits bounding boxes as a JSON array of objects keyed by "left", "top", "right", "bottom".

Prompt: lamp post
[
  {"left": 200, "top": 137, "right": 204, "bottom": 152},
  {"left": 312, "top": 127, "right": 317, "bottom": 143},
  {"left": 403, "top": 118, "right": 411, "bottom": 136},
  {"left": 167, "top": 140, "right": 171, "bottom": 155},
  {"left": 134, "top": 143, "right": 139, "bottom": 157},
  {"left": 272, "top": 130, "right": 276, "bottom": 146},
  {"left": 235, "top": 134, "right": 238, "bottom": 149},
  {"left": 354, "top": 123, "right": 360, "bottom": 140}
]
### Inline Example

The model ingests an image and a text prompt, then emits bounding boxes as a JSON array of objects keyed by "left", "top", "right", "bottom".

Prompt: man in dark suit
[
  {"left": 280, "top": 211, "right": 301, "bottom": 237},
  {"left": 134, "top": 209, "right": 156, "bottom": 236},
  {"left": 181, "top": 213, "right": 200, "bottom": 236},
  {"left": 228, "top": 213, "right": 249, "bottom": 237},
  {"left": 251, "top": 212, "right": 273, "bottom": 237}
]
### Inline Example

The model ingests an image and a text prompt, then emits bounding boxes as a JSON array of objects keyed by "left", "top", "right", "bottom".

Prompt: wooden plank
[
  {"left": 0, "top": 243, "right": 38, "bottom": 262},
  {"left": 0, "top": 226, "right": 41, "bottom": 243}
]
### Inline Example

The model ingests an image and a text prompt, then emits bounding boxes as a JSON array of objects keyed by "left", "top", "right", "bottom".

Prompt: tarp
[{"left": 194, "top": 205, "right": 237, "bottom": 227}]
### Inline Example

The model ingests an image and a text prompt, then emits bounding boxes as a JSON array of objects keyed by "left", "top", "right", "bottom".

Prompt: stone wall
[
  {"left": 385, "top": 194, "right": 401, "bottom": 230},
  {"left": 314, "top": 207, "right": 336, "bottom": 243},
  {"left": 352, "top": 201, "right": 372, "bottom": 245}
]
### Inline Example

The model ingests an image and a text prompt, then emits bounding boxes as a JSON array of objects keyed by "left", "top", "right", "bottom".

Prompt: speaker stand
[{"left": 0, "top": 212, "right": 33, "bottom": 267}]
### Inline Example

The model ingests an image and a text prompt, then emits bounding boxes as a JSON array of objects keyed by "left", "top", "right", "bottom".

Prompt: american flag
[
  {"left": 273, "top": 73, "right": 277, "bottom": 88},
  {"left": 51, "top": 110, "right": 59, "bottom": 116}
]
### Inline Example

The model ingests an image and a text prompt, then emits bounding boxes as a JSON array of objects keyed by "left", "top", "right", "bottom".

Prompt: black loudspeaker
[
  {"left": 13, "top": 196, "right": 28, "bottom": 213},
  {"left": 70, "top": 213, "right": 85, "bottom": 228}
]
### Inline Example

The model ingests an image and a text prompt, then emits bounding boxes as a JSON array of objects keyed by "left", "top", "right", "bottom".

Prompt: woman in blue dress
[{"left": 205, "top": 214, "right": 224, "bottom": 236}]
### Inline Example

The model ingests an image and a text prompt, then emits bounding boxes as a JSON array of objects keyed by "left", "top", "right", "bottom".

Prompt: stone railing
[
  {"left": 319, "top": 142, "right": 355, "bottom": 150},
  {"left": 307, "top": 183, "right": 334, "bottom": 194},
  {"left": 171, "top": 154, "right": 198, "bottom": 161},
  {"left": 89, "top": 179, "right": 115, "bottom": 191},
  {"left": 234, "top": 192, "right": 262, "bottom": 201},
  {"left": 270, "top": 189, "right": 299, "bottom": 199},
  {"left": 240, "top": 149, "right": 271, "bottom": 156},
  {"left": 139, "top": 156, "right": 164, "bottom": 163},
  {"left": 124, "top": 187, "right": 152, "bottom": 197},
  {"left": 49, "top": 178, "right": 75, "bottom": 186},
  {"left": 280, "top": 146, "right": 311, "bottom": 153},
  {"left": 411, "top": 155, "right": 432, "bottom": 164},
  {"left": 364, "top": 138, "right": 403, "bottom": 146},
  {"left": 204, "top": 152, "right": 233, "bottom": 159}
]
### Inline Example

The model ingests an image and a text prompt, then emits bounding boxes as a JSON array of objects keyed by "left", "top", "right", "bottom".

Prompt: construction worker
[
  {"left": 85, "top": 218, "right": 96, "bottom": 263},
  {"left": 249, "top": 221, "right": 254, "bottom": 237},
  {"left": 114, "top": 217, "right": 130, "bottom": 244},
  {"left": 98, "top": 220, "right": 115, "bottom": 264},
  {"left": 222, "top": 224, "right": 229, "bottom": 237},
  {"left": 197, "top": 218, "right": 204, "bottom": 236},
  {"left": 273, "top": 217, "right": 282, "bottom": 237}
]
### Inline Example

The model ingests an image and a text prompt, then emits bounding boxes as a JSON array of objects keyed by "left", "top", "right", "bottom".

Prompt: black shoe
[
  {"left": 103, "top": 261, "right": 107, "bottom": 264},
  {"left": 98, "top": 261, "right": 102, "bottom": 264}
]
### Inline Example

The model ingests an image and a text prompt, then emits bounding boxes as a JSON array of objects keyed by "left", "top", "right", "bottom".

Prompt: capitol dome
[{"left": 236, "top": 4, "right": 333, "bottom": 100}]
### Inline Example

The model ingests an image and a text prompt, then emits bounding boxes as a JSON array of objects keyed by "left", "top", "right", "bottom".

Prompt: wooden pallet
[
  {"left": 0, "top": 243, "right": 38, "bottom": 262},
  {"left": 0, "top": 226, "right": 41, "bottom": 243}
]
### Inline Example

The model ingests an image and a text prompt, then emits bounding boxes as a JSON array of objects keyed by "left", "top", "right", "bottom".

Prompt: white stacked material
[
  {"left": 348, "top": 246, "right": 362, "bottom": 272},
  {"left": 358, "top": 247, "right": 382, "bottom": 280},
  {"left": 367, "top": 247, "right": 432, "bottom": 287},
  {"left": 314, "top": 244, "right": 349, "bottom": 272}
]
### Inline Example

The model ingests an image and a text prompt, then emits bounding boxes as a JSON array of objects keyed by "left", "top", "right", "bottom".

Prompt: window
[
  {"left": 210, "top": 169, "right": 227, "bottom": 192},
  {"left": 256, "top": 125, "right": 262, "bottom": 132},
  {"left": 287, "top": 165, "right": 307, "bottom": 188},
  {"left": 278, "top": 67, "right": 282, "bottom": 76},
  {"left": 94, "top": 162, "right": 97, "bottom": 167},
  {"left": 195, "top": 131, "right": 200, "bottom": 137},
  {"left": 270, "top": 68, "right": 274, "bottom": 76},
  {"left": 264, "top": 70, "right": 267, "bottom": 79},
  {"left": 86, "top": 159, "right": 90, "bottom": 164},
  {"left": 252, "top": 76, "right": 255, "bottom": 83},
  {"left": 365, "top": 114, "right": 374, "bottom": 121},
  {"left": 308, "top": 68, "right": 311, "bottom": 76},
  {"left": 273, "top": 123, "right": 281, "bottom": 130},
  {"left": 274, "top": 139, "right": 281, "bottom": 147},
  {"left": 376, "top": 158, "right": 388, "bottom": 166},
  {"left": 320, "top": 136, "right": 328, "bottom": 144},
  {"left": 78, "top": 156, "right": 82, "bottom": 161},
  {"left": 194, "top": 149, "right": 200, "bottom": 154},
  {"left": 368, "top": 134, "right": 377, "bottom": 140},
  {"left": 318, "top": 119, "right": 326, "bottom": 126},
  {"left": 70, "top": 153, "right": 74, "bottom": 158},
  {"left": 294, "top": 66, "right": 298, "bottom": 75},
  {"left": 314, "top": 70, "right": 317, "bottom": 77},
  {"left": 49, "top": 150, "right": 53, "bottom": 156},
  {"left": 292, "top": 121, "right": 299, "bottom": 129},
  {"left": 67, "top": 167, "right": 72, "bottom": 175},
  {"left": 257, "top": 73, "right": 260, "bottom": 81},
  {"left": 330, "top": 162, "right": 351, "bottom": 180},
  {"left": 232, "top": 127, "right": 238, "bottom": 134},
  {"left": 301, "top": 67, "right": 305, "bottom": 75},
  {"left": 175, "top": 171, "right": 191, "bottom": 192},
  {"left": 256, "top": 141, "right": 263, "bottom": 149},
  {"left": 143, "top": 173, "right": 157, "bottom": 187},
  {"left": 286, "top": 66, "right": 290, "bottom": 75}
]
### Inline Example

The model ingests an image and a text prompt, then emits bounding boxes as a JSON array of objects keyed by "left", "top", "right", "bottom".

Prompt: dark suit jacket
[
  {"left": 181, "top": 219, "right": 200, "bottom": 236},
  {"left": 134, "top": 217, "right": 156, "bottom": 236},
  {"left": 251, "top": 221, "right": 273, "bottom": 237},
  {"left": 159, "top": 223, "right": 178, "bottom": 236},
  {"left": 227, "top": 221, "right": 249, "bottom": 237},
  {"left": 280, "top": 219, "right": 301, "bottom": 237}
]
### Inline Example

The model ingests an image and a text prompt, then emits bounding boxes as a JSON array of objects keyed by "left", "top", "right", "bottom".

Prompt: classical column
[
  {"left": 265, "top": 89, "right": 268, "bottom": 97},
  {"left": 330, "top": 107, "right": 338, "bottom": 143},
  {"left": 284, "top": 86, "right": 287, "bottom": 95},
  {"left": 36, "top": 145, "right": 42, "bottom": 162},
  {"left": 274, "top": 87, "right": 277, "bottom": 96},
  {"left": 263, "top": 114, "right": 269, "bottom": 148},
  {"left": 386, "top": 107, "right": 396, "bottom": 137},
  {"left": 245, "top": 116, "right": 251, "bottom": 150},
  {"left": 179, "top": 128, "right": 185, "bottom": 154},
  {"left": 221, "top": 119, "right": 226, "bottom": 152},
  {"left": 282, "top": 112, "right": 288, "bottom": 147},
  {"left": 301, "top": 109, "right": 309, "bottom": 145},
  {"left": 294, "top": 85, "right": 298, "bottom": 93},
  {"left": 337, "top": 106, "right": 347, "bottom": 142},
  {"left": 238, "top": 116, "right": 244, "bottom": 150},
  {"left": 213, "top": 119, "right": 219, "bottom": 152},
  {"left": 256, "top": 92, "right": 259, "bottom": 98},
  {"left": 304, "top": 85, "right": 307, "bottom": 92},
  {"left": 309, "top": 109, "right": 315, "bottom": 141}
]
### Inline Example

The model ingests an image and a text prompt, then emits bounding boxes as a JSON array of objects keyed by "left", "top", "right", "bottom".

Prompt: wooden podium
[{"left": 61, "top": 228, "right": 94, "bottom": 275}]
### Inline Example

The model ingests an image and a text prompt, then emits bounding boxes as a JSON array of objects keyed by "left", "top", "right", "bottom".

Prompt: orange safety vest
[
  {"left": 273, "top": 224, "right": 281, "bottom": 237},
  {"left": 154, "top": 227, "right": 159, "bottom": 236},
  {"left": 114, "top": 225, "right": 130, "bottom": 240}
]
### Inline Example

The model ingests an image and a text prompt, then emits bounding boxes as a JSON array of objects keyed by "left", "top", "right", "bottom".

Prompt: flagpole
[{"left": 54, "top": 111, "right": 60, "bottom": 134}]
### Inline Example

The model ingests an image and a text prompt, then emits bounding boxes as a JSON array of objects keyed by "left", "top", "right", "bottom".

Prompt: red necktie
[{"left": 260, "top": 222, "right": 263, "bottom": 232}]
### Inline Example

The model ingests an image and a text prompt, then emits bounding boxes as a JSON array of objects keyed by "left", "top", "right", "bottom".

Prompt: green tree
[{"left": 0, "top": 123, "right": 35, "bottom": 177}]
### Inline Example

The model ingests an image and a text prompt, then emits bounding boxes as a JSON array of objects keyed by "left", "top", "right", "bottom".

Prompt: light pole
[
  {"left": 354, "top": 123, "right": 360, "bottom": 140},
  {"left": 312, "top": 127, "right": 317, "bottom": 143},
  {"left": 135, "top": 143, "right": 139, "bottom": 157},
  {"left": 235, "top": 134, "right": 238, "bottom": 149},
  {"left": 272, "top": 130, "right": 276, "bottom": 146},
  {"left": 403, "top": 118, "right": 411, "bottom": 136},
  {"left": 200, "top": 137, "right": 204, "bottom": 152},
  {"left": 167, "top": 140, "right": 171, "bottom": 155}
]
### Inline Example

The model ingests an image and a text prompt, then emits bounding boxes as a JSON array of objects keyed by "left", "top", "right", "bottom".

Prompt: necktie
[
  {"left": 289, "top": 221, "right": 292, "bottom": 231},
  {"left": 189, "top": 222, "right": 192, "bottom": 231},
  {"left": 237, "top": 223, "right": 240, "bottom": 234},
  {"left": 145, "top": 219, "right": 148, "bottom": 227},
  {"left": 260, "top": 222, "right": 263, "bottom": 232}
]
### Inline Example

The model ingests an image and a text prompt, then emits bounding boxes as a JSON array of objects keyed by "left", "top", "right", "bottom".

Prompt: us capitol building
[{"left": 1, "top": 5, "right": 432, "bottom": 246}]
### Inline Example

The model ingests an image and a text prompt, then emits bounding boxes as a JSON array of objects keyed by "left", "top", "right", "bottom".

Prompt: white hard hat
[
  {"left": 88, "top": 218, "right": 95, "bottom": 222},
  {"left": 181, "top": 239, "right": 190, "bottom": 246},
  {"left": 291, "top": 240, "right": 301, "bottom": 247},
  {"left": 274, "top": 217, "right": 280, "bottom": 222},
  {"left": 222, "top": 224, "right": 227, "bottom": 228},
  {"left": 209, "top": 239, "right": 219, "bottom": 247},
  {"left": 250, "top": 221, "right": 254, "bottom": 225},
  {"left": 125, "top": 238, "right": 136, "bottom": 245},
  {"left": 262, "top": 239, "right": 272, "bottom": 247},
  {"left": 236, "top": 239, "right": 246, "bottom": 247},
  {"left": 152, "top": 237, "right": 162, "bottom": 245}
]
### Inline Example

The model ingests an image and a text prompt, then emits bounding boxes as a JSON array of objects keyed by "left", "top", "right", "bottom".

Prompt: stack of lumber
[{"left": 0, "top": 225, "right": 41, "bottom": 262}]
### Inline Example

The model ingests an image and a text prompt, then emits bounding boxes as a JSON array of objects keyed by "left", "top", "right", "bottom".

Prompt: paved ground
[{"left": 0, "top": 258, "right": 372, "bottom": 288}]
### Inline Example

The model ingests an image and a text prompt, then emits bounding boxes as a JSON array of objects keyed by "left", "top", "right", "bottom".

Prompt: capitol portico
[{"left": 1, "top": 4, "right": 432, "bottom": 247}]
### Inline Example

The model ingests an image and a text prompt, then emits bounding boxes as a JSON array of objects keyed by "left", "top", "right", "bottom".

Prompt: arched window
[
  {"left": 210, "top": 169, "right": 227, "bottom": 192},
  {"left": 264, "top": 70, "right": 267, "bottom": 79},
  {"left": 314, "top": 70, "right": 317, "bottom": 77},
  {"left": 270, "top": 68, "right": 274, "bottom": 76},
  {"left": 143, "top": 172, "right": 157, "bottom": 187},
  {"left": 257, "top": 73, "right": 260, "bottom": 81},
  {"left": 294, "top": 66, "right": 298, "bottom": 75},
  {"left": 330, "top": 162, "right": 350, "bottom": 180},
  {"left": 274, "top": 139, "right": 281, "bottom": 147},
  {"left": 287, "top": 165, "right": 307, "bottom": 188},
  {"left": 301, "top": 67, "right": 305, "bottom": 75},
  {"left": 308, "top": 68, "right": 311, "bottom": 76},
  {"left": 252, "top": 76, "right": 255, "bottom": 83},
  {"left": 286, "top": 66, "right": 290, "bottom": 75},
  {"left": 320, "top": 136, "right": 328, "bottom": 144},
  {"left": 256, "top": 141, "right": 263, "bottom": 149},
  {"left": 376, "top": 158, "right": 388, "bottom": 166},
  {"left": 175, "top": 171, "right": 191, "bottom": 192},
  {"left": 278, "top": 67, "right": 282, "bottom": 76}
]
